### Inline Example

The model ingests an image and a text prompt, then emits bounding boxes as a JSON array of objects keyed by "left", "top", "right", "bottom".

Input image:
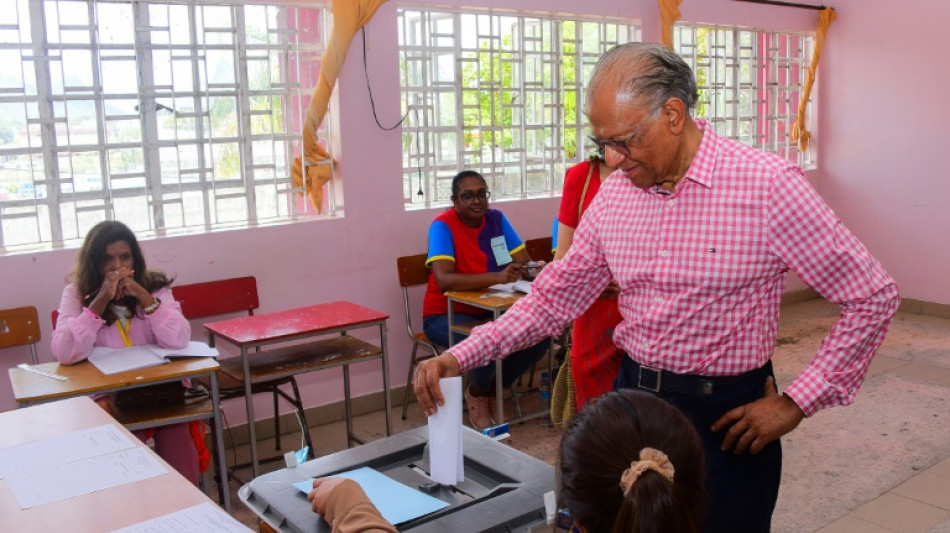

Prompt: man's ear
[{"left": 664, "top": 97, "right": 687, "bottom": 134}]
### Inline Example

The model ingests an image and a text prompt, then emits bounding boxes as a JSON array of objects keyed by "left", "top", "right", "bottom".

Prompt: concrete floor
[{"left": 216, "top": 298, "right": 950, "bottom": 532}]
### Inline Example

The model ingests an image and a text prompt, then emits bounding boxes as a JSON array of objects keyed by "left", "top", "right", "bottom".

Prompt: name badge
[{"left": 490, "top": 236, "right": 512, "bottom": 266}]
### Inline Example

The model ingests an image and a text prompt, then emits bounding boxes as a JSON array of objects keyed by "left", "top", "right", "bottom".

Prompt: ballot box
[{"left": 239, "top": 426, "right": 556, "bottom": 532}]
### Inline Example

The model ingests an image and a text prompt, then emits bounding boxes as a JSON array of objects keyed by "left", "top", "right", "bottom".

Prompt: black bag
[{"left": 114, "top": 381, "right": 186, "bottom": 409}]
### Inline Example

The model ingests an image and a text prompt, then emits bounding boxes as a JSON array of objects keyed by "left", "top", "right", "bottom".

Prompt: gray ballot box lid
[{"left": 239, "top": 426, "right": 555, "bottom": 532}]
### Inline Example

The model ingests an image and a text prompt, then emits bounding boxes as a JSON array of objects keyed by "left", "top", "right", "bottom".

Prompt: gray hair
[{"left": 585, "top": 43, "right": 698, "bottom": 117}]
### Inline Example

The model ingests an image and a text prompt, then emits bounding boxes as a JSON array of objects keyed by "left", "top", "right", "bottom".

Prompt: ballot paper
[
  {"left": 0, "top": 423, "right": 135, "bottom": 479},
  {"left": 5, "top": 447, "right": 168, "bottom": 509},
  {"left": 427, "top": 376, "right": 464, "bottom": 485},
  {"left": 487, "top": 279, "right": 532, "bottom": 295},
  {"left": 293, "top": 467, "right": 448, "bottom": 525},
  {"left": 110, "top": 502, "right": 254, "bottom": 533}
]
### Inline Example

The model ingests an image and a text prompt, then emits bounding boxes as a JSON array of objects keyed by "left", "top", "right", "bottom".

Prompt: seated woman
[
  {"left": 422, "top": 170, "right": 548, "bottom": 429},
  {"left": 308, "top": 390, "right": 706, "bottom": 533},
  {"left": 51, "top": 220, "right": 200, "bottom": 485}
]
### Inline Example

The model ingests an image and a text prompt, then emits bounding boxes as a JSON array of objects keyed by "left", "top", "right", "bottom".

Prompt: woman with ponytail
[{"left": 558, "top": 389, "right": 706, "bottom": 533}]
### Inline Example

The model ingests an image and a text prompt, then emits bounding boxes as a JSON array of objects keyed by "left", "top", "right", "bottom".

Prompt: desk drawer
[
  {"left": 109, "top": 398, "right": 214, "bottom": 430},
  {"left": 218, "top": 335, "right": 383, "bottom": 383}
]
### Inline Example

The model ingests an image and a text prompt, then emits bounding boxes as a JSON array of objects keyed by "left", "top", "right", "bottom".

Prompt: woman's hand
[
  {"left": 498, "top": 263, "right": 522, "bottom": 284},
  {"left": 90, "top": 267, "right": 134, "bottom": 314},
  {"left": 523, "top": 260, "right": 546, "bottom": 280},
  {"left": 308, "top": 477, "right": 346, "bottom": 515},
  {"left": 116, "top": 275, "right": 154, "bottom": 309}
]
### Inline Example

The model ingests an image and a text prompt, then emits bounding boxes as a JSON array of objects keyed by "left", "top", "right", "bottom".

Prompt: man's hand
[
  {"left": 413, "top": 353, "right": 462, "bottom": 416},
  {"left": 711, "top": 376, "right": 805, "bottom": 454}
]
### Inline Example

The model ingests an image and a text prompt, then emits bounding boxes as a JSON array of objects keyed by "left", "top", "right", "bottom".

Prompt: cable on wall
[
  {"left": 733, "top": 0, "right": 834, "bottom": 11},
  {"left": 361, "top": 27, "right": 409, "bottom": 131}
]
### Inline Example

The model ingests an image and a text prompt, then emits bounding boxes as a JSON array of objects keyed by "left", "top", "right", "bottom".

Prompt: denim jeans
[{"left": 423, "top": 313, "right": 548, "bottom": 391}]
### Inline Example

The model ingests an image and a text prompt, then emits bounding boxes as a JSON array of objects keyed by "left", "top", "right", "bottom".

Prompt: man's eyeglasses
[
  {"left": 588, "top": 117, "right": 652, "bottom": 157},
  {"left": 458, "top": 190, "right": 491, "bottom": 204}
]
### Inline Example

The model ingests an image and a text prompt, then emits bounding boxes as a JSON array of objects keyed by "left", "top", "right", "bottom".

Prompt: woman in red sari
[{"left": 554, "top": 151, "right": 624, "bottom": 408}]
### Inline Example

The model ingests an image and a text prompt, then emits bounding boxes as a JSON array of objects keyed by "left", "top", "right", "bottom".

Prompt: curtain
[
  {"left": 291, "top": 0, "right": 390, "bottom": 212},
  {"left": 658, "top": 0, "right": 682, "bottom": 49},
  {"left": 791, "top": 7, "right": 836, "bottom": 152}
]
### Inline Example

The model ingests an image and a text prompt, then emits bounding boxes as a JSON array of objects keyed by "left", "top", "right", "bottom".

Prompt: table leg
[
  {"left": 343, "top": 365, "right": 353, "bottom": 447},
  {"left": 241, "top": 346, "right": 259, "bottom": 477},
  {"left": 210, "top": 370, "right": 231, "bottom": 512},
  {"left": 380, "top": 323, "right": 392, "bottom": 436}
]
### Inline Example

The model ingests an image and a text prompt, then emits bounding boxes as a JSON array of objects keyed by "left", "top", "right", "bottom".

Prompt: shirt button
[
  {"left": 642, "top": 342, "right": 649, "bottom": 350},
  {"left": 654, "top": 296, "right": 664, "bottom": 303},
  {"left": 659, "top": 250, "right": 668, "bottom": 257},
  {"left": 668, "top": 199, "right": 675, "bottom": 207}
]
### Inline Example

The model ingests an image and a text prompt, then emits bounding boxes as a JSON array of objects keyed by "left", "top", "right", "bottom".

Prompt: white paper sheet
[
  {"left": 0, "top": 424, "right": 135, "bottom": 479},
  {"left": 88, "top": 342, "right": 219, "bottom": 374},
  {"left": 487, "top": 279, "right": 532, "bottom": 294},
  {"left": 110, "top": 503, "right": 254, "bottom": 533},
  {"left": 427, "top": 376, "right": 464, "bottom": 485},
  {"left": 5, "top": 447, "right": 168, "bottom": 509}
]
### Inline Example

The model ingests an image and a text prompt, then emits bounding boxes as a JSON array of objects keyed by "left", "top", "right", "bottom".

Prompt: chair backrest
[
  {"left": 397, "top": 254, "right": 430, "bottom": 288},
  {"left": 396, "top": 254, "right": 430, "bottom": 337},
  {"left": 172, "top": 276, "right": 259, "bottom": 320},
  {"left": 0, "top": 306, "right": 41, "bottom": 364},
  {"left": 524, "top": 237, "right": 554, "bottom": 263}
]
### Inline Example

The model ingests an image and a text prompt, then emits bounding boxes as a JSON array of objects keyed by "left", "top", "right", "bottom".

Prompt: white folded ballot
[
  {"left": 88, "top": 341, "right": 219, "bottom": 375},
  {"left": 487, "top": 279, "right": 532, "bottom": 295}
]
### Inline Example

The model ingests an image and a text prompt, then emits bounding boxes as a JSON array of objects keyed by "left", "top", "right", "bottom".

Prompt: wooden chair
[
  {"left": 396, "top": 254, "right": 445, "bottom": 419},
  {"left": 0, "top": 306, "right": 41, "bottom": 365},
  {"left": 172, "top": 276, "right": 314, "bottom": 457},
  {"left": 524, "top": 236, "right": 554, "bottom": 263}
]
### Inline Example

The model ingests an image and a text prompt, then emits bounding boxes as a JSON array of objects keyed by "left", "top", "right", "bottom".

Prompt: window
[
  {"left": 0, "top": 0, "right": 329, "bottom": 252},
  {"left": 674, "top": 24, "right": 815, "bottom": 169},
  {"left": 398, "top": 8, "right": 639, "bottom": 208}
]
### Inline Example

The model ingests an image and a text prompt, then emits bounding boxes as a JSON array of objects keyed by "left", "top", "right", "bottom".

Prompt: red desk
[{"left": 203, "top": 301, "right": 391, "bottom": 476}]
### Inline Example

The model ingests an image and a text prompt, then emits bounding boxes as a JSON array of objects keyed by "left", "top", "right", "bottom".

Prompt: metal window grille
[
  {"left": 398, "top": 8, "right": 639, "bottom": 208},
  {"left": 0, "top": 0, "right": 329, "bottom": 252},
  {"left": 674, "top": 24, "right": 815, "bottom": 169}
]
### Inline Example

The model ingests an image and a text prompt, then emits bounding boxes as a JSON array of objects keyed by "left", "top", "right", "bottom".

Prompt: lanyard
[{"left": 115, "top": 318, "right": 133, "bottom": 347}]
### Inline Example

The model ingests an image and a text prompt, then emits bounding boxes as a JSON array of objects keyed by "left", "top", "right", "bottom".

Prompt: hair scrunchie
[{"left": 619, "top": 447, "right": 675, "bottom": 495}]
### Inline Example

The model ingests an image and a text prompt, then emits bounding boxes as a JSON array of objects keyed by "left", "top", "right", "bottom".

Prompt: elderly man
[{"left": 414, "top": 43, "right": 899, "bottom": 532}]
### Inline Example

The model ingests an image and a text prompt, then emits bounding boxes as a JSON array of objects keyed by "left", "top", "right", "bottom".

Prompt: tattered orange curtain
[
  {"left": 291, "top": 0, "right": 389, "bottom": 212},
  {"left": 791, "top": 7, "right": 836, "bottom": 152},
  {"left": 658, "top": 0, "right": 682, "bottom": 49}
]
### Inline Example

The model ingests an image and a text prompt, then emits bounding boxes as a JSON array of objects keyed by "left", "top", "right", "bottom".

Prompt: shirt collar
[{"left": 682, "top": 118, "right": 718, "bottom": 190}]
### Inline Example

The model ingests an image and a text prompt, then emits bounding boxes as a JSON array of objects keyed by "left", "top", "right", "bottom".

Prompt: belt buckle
[{"left": 637, "top": 365, "right": 662, "bottom": 393}]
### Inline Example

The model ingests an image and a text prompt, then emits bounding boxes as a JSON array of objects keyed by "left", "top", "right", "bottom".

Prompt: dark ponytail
[{"left": 558, "top": 390, "right": 706, "bottom": 533}]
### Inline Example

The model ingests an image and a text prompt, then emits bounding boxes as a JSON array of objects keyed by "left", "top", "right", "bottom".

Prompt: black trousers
[{"left": 615, "top": 357, "right": 781, "bottom": 533}]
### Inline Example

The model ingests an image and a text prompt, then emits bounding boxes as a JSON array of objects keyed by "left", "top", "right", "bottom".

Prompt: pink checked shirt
[{"left": 451, "top": 120, "right": 899, "bottom": 417}]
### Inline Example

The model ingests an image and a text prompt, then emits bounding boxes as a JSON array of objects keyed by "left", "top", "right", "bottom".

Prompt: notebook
[{"left": 87, "top": 341, "right": 219, "bottom": 375}]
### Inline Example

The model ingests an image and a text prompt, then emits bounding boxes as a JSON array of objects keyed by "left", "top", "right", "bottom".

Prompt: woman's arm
[
  {"left": 430, "top": 260, "right": 519, "bottom": 292},
  {"left": 309, "top": 478, "right": 397, "bottom": 533},
  {"left": 553, "top": 222, "right": 576, "bottom": 261},
  {"left": 143, "top": 286, "right": 191, "bottom": 349},
  {"left": 51, "top": 285, "right": 104, "bottom": 365}
]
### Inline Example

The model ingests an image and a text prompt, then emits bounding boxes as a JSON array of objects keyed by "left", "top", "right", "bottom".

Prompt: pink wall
[
  {"left": 3, "top": 0, "right": 905, "bottom": 420},
  {"left": 819, "top": 0, "right": 950, "bottom": 304}
]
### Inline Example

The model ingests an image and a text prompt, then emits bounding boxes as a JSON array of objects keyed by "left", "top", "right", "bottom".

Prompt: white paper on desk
[
  {"left": 427, "top": 376, "right": 463, "bottom": 485},
  {"left": 0, "top": 423, "right": 135, "bottom": 479},
  {"left": 5, "top": 447, "right": 168, "bottom": 509},
  {"left": 488, "top": 279, "right": 532, "bottom": 294},
  {"left": 149, "top": 341, "right": 219, "bottom": 359},
  {"left": 89, "top": 342, "right": 219, "bottom": 374},
  {"left": 110, "top": 502, "right": 254, "bottom": 533}
]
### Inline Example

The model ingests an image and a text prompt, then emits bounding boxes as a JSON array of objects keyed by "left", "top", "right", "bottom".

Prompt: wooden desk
[
  {"left": 203, "top": 300, "right": 392, "bottom": 476},
  {"left": 445, "top": 289, "right": 533, "bottom": 424},
  {"left": 0, "top": 396, "right": 239, "bottom": 532},
  {"left": 8, "top": 357, "right": 230, "bottom": 511}
]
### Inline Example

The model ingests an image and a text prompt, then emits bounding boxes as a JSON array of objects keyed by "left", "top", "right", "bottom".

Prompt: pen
[{"left": 17, "top": 363, "right": 70, "bottom": 381}]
